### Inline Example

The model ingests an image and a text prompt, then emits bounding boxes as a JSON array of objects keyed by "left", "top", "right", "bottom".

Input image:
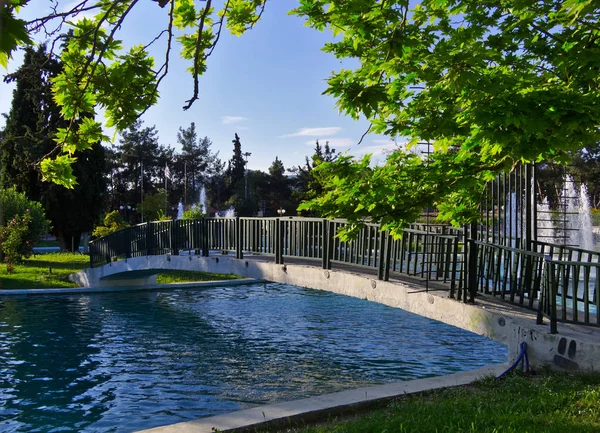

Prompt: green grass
[
  {"left": 0, "top": 253, "right": 89, "bottom": 289},
  {"left": 277, "top": 372, "right": 600, "bottom": 433},
  {"left": 155, "top": 270, "right": 242, "bottom": 284},
  {"left": 0, "top": 255, "right": 242, "bottom": 289}
]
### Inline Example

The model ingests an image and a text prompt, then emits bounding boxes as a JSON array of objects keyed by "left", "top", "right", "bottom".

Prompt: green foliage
[
  {"left": 0, "top": 188, "right": 50, "bottom": 272},
  {"left": 0, "top": 187, "right": 50, "bottom": 247},
  {"left": 1, "top": 44, "right": 107, "bottom": 250},
  {"left": 0, "top": 0, "right": 32, "bottom": 68},
  {"left": 182, "top": 204, "right": 204, "bottom": 219},
  {"left": 300, "top": 149, "right": 487, "bottom": 239},
  {"left": 139, "top": 191, "right": 168, "bottom": 222},
  {"left": 3, "top": 0, "right": 267, "bottom": 188},
  {"left": 92, "top": 210, "right": 129, "bottom": 238},
  {"left": 0, "top": 212, "right": 32, "bottom": 272},
  {"left": 291, "top": 140, "right": 337, "bottom": 216},
  {"left": 156, "top": 208, "right": 171, "bottom": 221},
  {"left": 176, "top": 122, "right": 218, "bottom": 207},
  {"left": 293, "top": 0, "right": 600, "bottom": 231}
]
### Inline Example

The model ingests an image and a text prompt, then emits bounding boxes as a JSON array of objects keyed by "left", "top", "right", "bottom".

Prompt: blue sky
[{"left": 0, "top": 1, "right": 398, "bottom": 172}]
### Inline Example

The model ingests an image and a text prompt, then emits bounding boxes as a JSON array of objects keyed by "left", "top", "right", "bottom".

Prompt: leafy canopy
[
  {"left": 293, "top": 0, "right": 600, "bottom": 235},
  {"left": 2, "top": 0, "right": 267, "bottom": 187},
  {"left": 3, "top": 0, "right": 599, "bottom": 232}
]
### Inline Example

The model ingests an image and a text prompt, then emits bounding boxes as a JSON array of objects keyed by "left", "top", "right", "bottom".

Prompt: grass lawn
[
  {"left": 0, "top": 253, "right": 89, "bottom": 289},
  {"left": 155, "top": 270, "right": 242, "bottom": 284},
  {"left": 0, "top": 254, "right": 242, "bottom": 289},
  {"left": 281, "top": 371, "right": 600, "bottom": 433}
]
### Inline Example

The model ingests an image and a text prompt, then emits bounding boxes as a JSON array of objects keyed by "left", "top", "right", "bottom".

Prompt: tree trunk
[{"left": 57, "top": 231, "right": 82, "bottom": 252}]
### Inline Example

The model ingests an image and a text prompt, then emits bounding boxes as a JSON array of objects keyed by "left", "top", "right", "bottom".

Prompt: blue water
[{"left": 0, "top": 283, "right": 506, "bottom": 432}]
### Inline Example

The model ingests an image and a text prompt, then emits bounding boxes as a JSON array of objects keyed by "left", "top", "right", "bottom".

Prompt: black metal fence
[
  {"left": 90, "top": 216, "right": 599, "bottom": 333},
  {"left": 90, "top": 217, "right": 468, "bottom": 293}
]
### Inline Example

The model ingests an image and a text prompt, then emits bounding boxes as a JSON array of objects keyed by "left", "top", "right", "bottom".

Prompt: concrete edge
[
  {"left": 0, "top": 278, "right": 265, "bottom": 296},
  {"left": 138, "top": 363, "right": 509, "bottom": 433}
]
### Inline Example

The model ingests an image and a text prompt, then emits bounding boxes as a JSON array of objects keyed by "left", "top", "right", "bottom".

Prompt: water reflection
[{"left": 0, "top": 283, "right": 507, "bottom": 432}]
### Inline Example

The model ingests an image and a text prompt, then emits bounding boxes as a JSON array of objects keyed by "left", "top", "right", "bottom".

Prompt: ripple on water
[{"left": 0, "top": 283, "right": 506, "bottom": 432}]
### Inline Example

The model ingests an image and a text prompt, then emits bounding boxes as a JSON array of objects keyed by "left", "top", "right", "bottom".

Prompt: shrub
[
  {"left": 0, "top": 189, "right": 50, "bottom": 272},
  {"left": 182, "top": 204, "right": 204, "bottom": 219},
  {"left": 92, "top": 210, "right": 130, "bottom": 238},
  {"left": 591, "top": 208, "right": 600, "bottom": 226},
  {"left": 0, "top": 188, "right": 49, "bottom": 242}
]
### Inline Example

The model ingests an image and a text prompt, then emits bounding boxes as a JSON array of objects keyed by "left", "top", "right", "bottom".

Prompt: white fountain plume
[
  {"left": 177, "top": 201, "right": 184, "bottom": 219},
  {"left": 558, "top": 174, "right": 596, "bottom": 250},
  {"left": 579, "top": 183, "right": 595, "bottom": 251},
  {"left": 199, "top": 185, "right": 208, "bottom": 216},
  {"left": 536, "top": 196, "right": 555, "bottom": 243}
]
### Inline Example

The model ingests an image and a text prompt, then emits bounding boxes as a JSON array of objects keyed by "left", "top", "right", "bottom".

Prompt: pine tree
[
  {"left": 267, "top": 156, "right": 293, "bottom": 215},
  {"left": 289, "top": 140, "right": 337, "bottom": 214},
  {"left": 177, "top": 122, "right": 217, "bottom": 206},
  {"left": 115, "top": 120, "right": 173, "bottom": 217},
  {"left": 228, "top": 133, "right": 246, "bottom": 186}
]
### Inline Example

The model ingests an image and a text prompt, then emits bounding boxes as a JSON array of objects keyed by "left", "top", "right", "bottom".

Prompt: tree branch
[{"left": 183, "top": 0, "right": 213, "bottom": 111}]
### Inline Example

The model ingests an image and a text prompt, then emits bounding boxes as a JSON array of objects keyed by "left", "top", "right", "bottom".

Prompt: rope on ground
[{"left": 497, "top": 342, "right": 529, "bottom": 379}]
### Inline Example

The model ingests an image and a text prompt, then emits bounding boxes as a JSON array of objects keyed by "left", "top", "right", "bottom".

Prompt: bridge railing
[
  {"left": 390, "top": 229, "right": 463, "bottom": 298},
  {"left": 471, "top": 241, "right": 545, "bottom": 309},
  {"left": 89, "top": 217, "right": 599, "bottom": 332},
  {"left": 533, "top": 242, "right": 600, "bottom": 333}
]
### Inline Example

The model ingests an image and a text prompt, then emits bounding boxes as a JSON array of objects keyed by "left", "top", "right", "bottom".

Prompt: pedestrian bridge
[{"left": 80, "top": 217, "right": 600, "bottom": 372}]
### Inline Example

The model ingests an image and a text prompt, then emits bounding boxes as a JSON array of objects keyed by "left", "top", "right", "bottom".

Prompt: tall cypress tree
[
  {"left": 0, "top": 45, "right": 106, "bottom": 250},
  {"left": 228, "top": 133, "right": 246, "bottom": 185}
]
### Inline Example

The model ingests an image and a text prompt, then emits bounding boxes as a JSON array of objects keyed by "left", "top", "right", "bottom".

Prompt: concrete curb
[
  {"left": 137, "top": 363, "right": 508, "bottom": 433},
  {"left": 0, "top": 278, "right": 264, "bottom": 296}
]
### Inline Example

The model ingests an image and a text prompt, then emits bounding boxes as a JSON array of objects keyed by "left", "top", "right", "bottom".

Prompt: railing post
[
  {"left": 274, "top": 218, "right": 283, "bottom": 264},
  {"left": 146, "top": 221, "right": 151, "bottom": 255},
  {"left": 89, "top": 241, "right": 94, "bottom": 267},
  {"left": 236, "top": 217, "right": 243, "bottom": 259},
  {"left": 549, "top": 261, "right": 558, "bottom": 334},
  {"left": 202, "top": 218, "right": 209, "bottom": 257},
  {"left": 449, "top": 236, "right": 459, "bottom": 299},
  {"left": 525, "top": 163, "right": 533, "bottom": 251},
  {"left": 321, "top": 219, "right": 329, "bottom": 269},
  {"left": 125, "top": 227, "right": 132, "bottom": 258},
  {"left": 384, "top": 232, "right": 393, "bottom": 281},
  {"left": 467, "top": 237, "right": 478, "bottom": 303},
  {"left": 280, "top": 218, "right": 285, "bottom": 264},
  {"left": 377, "top": 230, "right": 386, "bottom": 280}
]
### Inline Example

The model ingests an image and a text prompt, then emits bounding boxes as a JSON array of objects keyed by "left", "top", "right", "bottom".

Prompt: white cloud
[
  {"left": 305, "top": 137, "right": 354, "bottom": 148},
  {"left": 280, "top": 127, "right": 342, "bottom": 138},
  {"left": 221, "top": 116, "right": 248, "bottom": 124}
]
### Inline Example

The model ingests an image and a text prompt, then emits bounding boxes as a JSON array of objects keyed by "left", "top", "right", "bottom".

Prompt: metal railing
[
  {"left": 471, "top": 241, "right": 545, "bottom": 309},
  {"left": 533, "top": 242, "right": 600, "bottom": 333},
  {"left": 90, "top": 217, "right": 599, "bottom": 332}
]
